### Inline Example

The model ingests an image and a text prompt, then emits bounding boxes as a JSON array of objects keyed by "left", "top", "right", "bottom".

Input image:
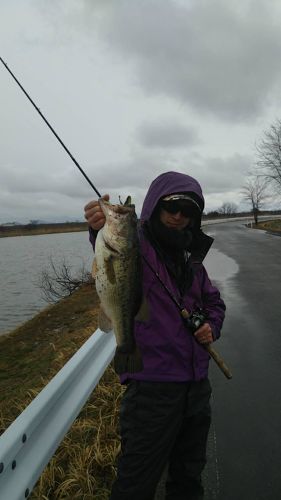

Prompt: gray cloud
[
  {"left": 91, "top": 150, "right": 250, "bottom": 196},
  {"left": 0, "top": 163, "right": 88, "bottom": 197},
  {"left": 196, "top": 153, "right": 250, "bottom": 194},
  {"left": 136, "top": 120, "right": 199, "bottom": 148},
  {"left": 88, "top": 154, "right": 169, "bottom": 191},
  {"left": 100, "top": 0, "right": 281, "bottom": 121}
]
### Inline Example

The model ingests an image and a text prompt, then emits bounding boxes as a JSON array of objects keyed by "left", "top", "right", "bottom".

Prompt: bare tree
[
  {"left": 36, "top": 257, "right": 92, "bottom": 303},
  {"left": 218, "top": 202, "right": 238, "bottom": 216},
  {"left": 241, "top": 176, "right": 269, "bottom": 224},
  {"left": 256, "top": 119, "right": 281, "bottom": 194}
]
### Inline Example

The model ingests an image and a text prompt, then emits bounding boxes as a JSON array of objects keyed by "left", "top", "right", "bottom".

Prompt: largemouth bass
[{"left": 92, "top": 197, "right": 144, "bottom": 374}]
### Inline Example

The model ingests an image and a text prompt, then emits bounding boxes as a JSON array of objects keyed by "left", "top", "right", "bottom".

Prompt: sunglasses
[{"left": 160, "top": 200, "right": 196, "bottom": 217}]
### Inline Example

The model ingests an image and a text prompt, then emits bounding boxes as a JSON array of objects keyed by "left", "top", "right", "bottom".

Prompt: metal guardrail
[{"left": 0, "top": 329, "right": 116, "bottom": 500}]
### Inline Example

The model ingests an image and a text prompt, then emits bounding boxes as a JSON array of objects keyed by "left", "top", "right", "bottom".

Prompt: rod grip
[{"left": 205, "top": 344, "right": 232, "bottom": 379}]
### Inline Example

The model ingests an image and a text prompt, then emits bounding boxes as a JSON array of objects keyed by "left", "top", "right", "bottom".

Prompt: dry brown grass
[
  {"left": 31, "top": 366, "right": 124, "bottom": 499},
  {"left": 0, "top": 283, "right": 124, "bottom": 499},
  {"left": 255, "top": 218, "right": 281, "bottom": 233}
]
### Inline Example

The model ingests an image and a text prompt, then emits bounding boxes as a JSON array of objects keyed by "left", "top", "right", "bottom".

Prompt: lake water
[{"left": 0, "top": 231, "right": 94, "bottom": 335}]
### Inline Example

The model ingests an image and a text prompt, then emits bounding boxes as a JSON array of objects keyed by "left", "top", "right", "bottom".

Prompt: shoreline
[{"left": 0, "top": 222, "right": 89, "bottom": 238}]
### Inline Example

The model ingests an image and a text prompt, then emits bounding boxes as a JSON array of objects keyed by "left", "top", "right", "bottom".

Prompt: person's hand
[
  {"left": 84, "top": 194, "right": 109, "bottom": 231},
  {"left": 194, "top": 323, "right": 213, "bottom": 344}
]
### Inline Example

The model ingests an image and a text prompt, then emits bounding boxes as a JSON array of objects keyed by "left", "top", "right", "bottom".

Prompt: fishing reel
[{"left": 184, "top": 309, "right": 207, "bottom": 333}]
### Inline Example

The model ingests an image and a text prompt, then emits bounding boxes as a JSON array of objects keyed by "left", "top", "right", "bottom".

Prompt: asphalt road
[{"left": 203, "top": 221, "right": 281, "bottom": 500}]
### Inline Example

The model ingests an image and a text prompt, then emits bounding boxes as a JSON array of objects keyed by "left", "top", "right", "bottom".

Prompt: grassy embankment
[
  {"left": 255, "top": 218, "right": 281, "bottom": 234},
  {"left": 0, "top": 283, "right": 123, "bottom": 499}
]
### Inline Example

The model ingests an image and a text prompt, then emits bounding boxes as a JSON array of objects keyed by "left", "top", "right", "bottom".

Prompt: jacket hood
[{"left": 140, "top": 171, "right": 204, "bottom": 222}]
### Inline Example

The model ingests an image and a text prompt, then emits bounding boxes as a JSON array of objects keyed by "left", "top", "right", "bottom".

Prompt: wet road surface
[
  {"left": 155, "top": 221, "right": 281, "bottom": 499},
  {"left": 203, "top": 221, "right": 281, "bottom": 500}
]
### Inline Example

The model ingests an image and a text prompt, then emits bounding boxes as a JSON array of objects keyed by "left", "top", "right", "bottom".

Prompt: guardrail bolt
[
  {"left": 0, "top": 462, "right": 4, "bottom": 473},
  {"left": 22, "top": 433, "right": 27, "bottom": 443},
  {"left": 25, "top": 488, "right": 30, "bottom": 498},
  {"left": 12, "top": 460, "right": 17, "bottom": 469}
]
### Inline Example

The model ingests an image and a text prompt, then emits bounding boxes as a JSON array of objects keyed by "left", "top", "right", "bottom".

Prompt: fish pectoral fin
[
  {"left": 104, "top": 256, "right": 116, "bottom": 284},
  {"left": 92, "top": 258, "right": 98, "bottom": 279},
  {"left": 134, "top": 295, "right": 150, "bottom": 323},
  {"left": 98, "top": 307, "right": 113, "bottom": 333},
  {"left": 113, "top": 346, "right": 143, "bottom": 374}
]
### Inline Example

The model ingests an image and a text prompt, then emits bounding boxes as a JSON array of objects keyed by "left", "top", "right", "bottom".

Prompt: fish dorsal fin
[{"left": 98, "top": 306, "right": 113, "bottom": 333}]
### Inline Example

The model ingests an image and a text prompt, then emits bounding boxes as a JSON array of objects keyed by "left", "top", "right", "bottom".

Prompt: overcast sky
[{"left": 1, "top": 0, "right": 281, "bottom": 223}]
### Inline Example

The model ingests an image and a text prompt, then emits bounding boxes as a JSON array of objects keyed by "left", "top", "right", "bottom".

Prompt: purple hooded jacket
[{"left": 91, "top": 171, "right": 225, "bottom": 383}]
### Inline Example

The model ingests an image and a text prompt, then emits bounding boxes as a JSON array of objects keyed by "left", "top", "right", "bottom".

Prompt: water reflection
[
  {"left": 204, "top": 247, "right": 239, "bottom": 282},
  {"left": 0, "top": 231, "right": 93, "bottom": 335}
]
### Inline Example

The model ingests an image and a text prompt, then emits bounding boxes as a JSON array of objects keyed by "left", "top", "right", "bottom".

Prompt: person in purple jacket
[{"left": 84, "top": 171, "right": 226, "bottom": 500}]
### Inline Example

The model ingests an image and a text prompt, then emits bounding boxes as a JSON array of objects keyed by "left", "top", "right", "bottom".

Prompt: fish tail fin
[{"left": 114, "top": 346, "right": 143, "bottom": 374}]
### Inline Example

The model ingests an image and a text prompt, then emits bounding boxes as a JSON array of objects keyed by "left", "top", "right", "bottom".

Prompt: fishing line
[{"left": 0, "top": 57, "right": 101, "bottom": 197}]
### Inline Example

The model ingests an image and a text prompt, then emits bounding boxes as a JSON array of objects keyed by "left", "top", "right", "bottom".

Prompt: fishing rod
[
  {"left": 0, "top": 57, "right": 101, "bottom": 197},
  {"left": 1, "top": 58, "right": 232, "bottom": 378}
]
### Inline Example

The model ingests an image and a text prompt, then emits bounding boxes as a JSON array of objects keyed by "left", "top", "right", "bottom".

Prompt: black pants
[{"left": 110, "top": 379, "right": 212, "bottom": 500}]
